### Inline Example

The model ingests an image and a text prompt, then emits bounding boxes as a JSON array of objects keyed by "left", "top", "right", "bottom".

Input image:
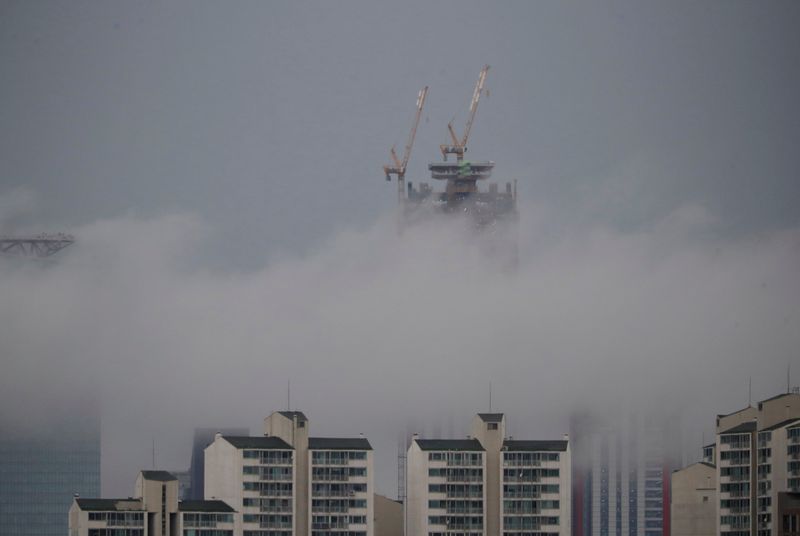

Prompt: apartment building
[
  {"left": 69, "top": 470, "right": 236, "bottom": 536},
  {"left": 671, "top": 391, "right": 800, "bottom": 536},
  {"left": 204, "top": 410, "right": 374, "bottom": 536},
  {"left": 405, "top": 413, "right": 571, "bottom": 536}
]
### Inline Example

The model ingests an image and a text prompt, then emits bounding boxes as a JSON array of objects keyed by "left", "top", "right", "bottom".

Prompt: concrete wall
[
  {"left": 135, "top": 474, "right": 178, "bottom": 536},
  {"left": 671, "top": 463, "right": 716, "bottom": 536},
  {"left": 204, "top": 436, "right": 243, "bottom": 511},
  {"left": 471, "top": 415, "right": 503, "bottom": 536},
  {"left": 717, "top": 406, "right": 757, "bottom": 433},
  {"left": 759, "top": 393, "right": 800, "bottom": 430},
  {"left": 374, "top": 494, "right": 403, "bottom": 536},
  {"left": 405, "top": 440, "right": 425, "bottom": 536},
  {"left": 265, "top": 412, "right": 308, "bottom": 536},
  {"left": 561, "top": 440, "right": 573, "bottom": 536}
]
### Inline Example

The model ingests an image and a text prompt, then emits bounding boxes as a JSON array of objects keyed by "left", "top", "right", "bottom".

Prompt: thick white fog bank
[{"left": 1, "top": 202, "right": 798, "bottom": 496}]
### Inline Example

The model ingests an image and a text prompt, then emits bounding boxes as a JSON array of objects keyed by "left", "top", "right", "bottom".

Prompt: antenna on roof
[
  {"left": 489, "top": 381, "right": 492, "bottom": 412},
  {"left": 288, "top": 379, "right": 291, "bottom": 411},
  {"left": 789, "top": 363, "right": 791, "bottom": 394},
  {"left": 152, "top": 438, "right": 155, "bottom": 469},
  {"left": 749, "top": 377, "right": 752, "bottom": 406}
]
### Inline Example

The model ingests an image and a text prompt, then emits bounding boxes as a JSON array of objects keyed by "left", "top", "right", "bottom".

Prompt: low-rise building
[
  {"left": 670, "top": 462, "right": 716, "bottom": 536},
  {"left": 69, "top": 470, "right": 236, "bottom": 536}
]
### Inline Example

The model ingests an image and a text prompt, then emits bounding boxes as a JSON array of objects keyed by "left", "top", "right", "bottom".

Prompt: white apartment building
[
  {"left": 204, "top": 410, "right": 374, "bottom": 536},
  {"left": 406, "top": 437, "right": 487, "bottom": 536},
  {"left": 69, "top": 470, "right": 236, "bottom": 536},
  {"left": 405, "top": 413, "right": 571, "bottom": 536}
]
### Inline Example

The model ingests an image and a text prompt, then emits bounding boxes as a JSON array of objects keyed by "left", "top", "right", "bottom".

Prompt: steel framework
[{"left": 0, "top": 234, "right": 75, "bottom": 258}]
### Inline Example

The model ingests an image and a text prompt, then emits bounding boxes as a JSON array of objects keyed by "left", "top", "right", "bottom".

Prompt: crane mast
[
  {"left": 383, "top": 86, "right": 429, "bottom": 202},
  {"left": 440, "top": 64, "right": 489, "bottom": 162}
]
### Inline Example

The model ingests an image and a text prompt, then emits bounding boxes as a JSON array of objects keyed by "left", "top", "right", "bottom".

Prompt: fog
[
  {"left": 2, "top": 190, "right": 798, "bottom": 495},
  {"left": 1, "top": 0, "right": 800, "bottom": 499}
]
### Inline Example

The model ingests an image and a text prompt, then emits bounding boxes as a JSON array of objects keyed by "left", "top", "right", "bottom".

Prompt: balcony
[
  {"left": 312, "top": 522, "right": 348, "bottom": 530},
  {"left": 446, "top": 475, "right": 483, "bottom": 483},
  {"left": 259, "top": 490, "right": 293, "bottom": 497}
]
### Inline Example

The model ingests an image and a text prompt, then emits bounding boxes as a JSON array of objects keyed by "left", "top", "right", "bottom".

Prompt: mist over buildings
[
  {"left": 1, "top": 0, "right": 799, "bottom": 502},
  {"left": 1, "top": 193, "right": 798, "bottom": 495}
]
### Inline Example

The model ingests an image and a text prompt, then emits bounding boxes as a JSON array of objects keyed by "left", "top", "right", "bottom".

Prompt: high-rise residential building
[
  {"left": 0, "top": 398, "right": 100, "bottom": 536},
  {"left": 204, "top": 410, "right": 374, "bottom": 536},
  {"left": 405, "top": 413, "right": 571, "bottom": 536},
  {"left": 189, "top": 428, "right": 249, "bottom": 500},
  {"left": 69, "top": 470, "right": 236, "bottom": 536},
  {"left": 571, "top": 411, "right": 678, "bottom": 536},
  {"left": 671, "top": 391, "right": 800, "bottom": 536}
]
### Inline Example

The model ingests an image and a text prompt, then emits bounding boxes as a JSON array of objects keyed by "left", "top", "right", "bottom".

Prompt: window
[{"left": 488, "top": 423, "right": 498, "bottom": 430}]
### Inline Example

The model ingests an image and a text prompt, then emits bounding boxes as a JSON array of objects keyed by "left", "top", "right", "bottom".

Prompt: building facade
[
  {"left": 204, "top": 410, "right": 374, "bottom": 536},
  {"left": 571, "top": 411, "right": 677, "bottom": 536},
  {"left": 0, "top": 402, "right": 100, "bottom": 536},
  {"left": 670, "top": 391, "right": 800, "bottom": 536},
  {"left": 69, "top": 470, "right": 236, "bottom": 536},
  {"left": 669, "top": 462, "right": 716, "bottom": 536},
  {"left": 405, "top": 413, "right": 571, "bottom": 536},
  {"left": 189, "top": 428, "right": 249, "bottom": 500}
]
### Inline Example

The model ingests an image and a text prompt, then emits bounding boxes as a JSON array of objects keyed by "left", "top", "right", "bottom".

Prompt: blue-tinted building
[{"left": 0, "top": 400, "right": 100, "bottom": 536}]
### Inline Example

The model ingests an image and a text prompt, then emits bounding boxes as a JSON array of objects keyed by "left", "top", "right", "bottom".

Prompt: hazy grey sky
[
  {"left": 1, "top": 1, "right": 799, "bottom": 497},
  {"left": 2, "top": 1, "right": 799, "bottom": 261}
]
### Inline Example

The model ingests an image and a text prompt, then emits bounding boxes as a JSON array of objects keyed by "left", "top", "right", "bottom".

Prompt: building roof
[
  {"left": 415, "top": 439, "right": 484, "bottom": 451},
  {"left": 179, "top": 500, "right": 236, "bottom": 513},
  {"left": 672, "top": 461, "right": 716, "bottom": 475},
  {"left": 75, "top": 498, "right": 143, "bottom": 511},
  {"left": 503, "top": 440, "right": 568, "bottom": 452},
  {"left": 309, "top": 437, "right": 372, "bottom": 450},
  {"left": 720, "top": 421, "right": 757, "bottom": 434},
  {"left": 761, "top": 418, "right": 800, "bottom": 432},
  {"left": 222, "top": 436, "right": 293, "bottom": 449},
  {"left": 277, "top": 411, "right": 308, "bottom": 422},
  {"left": 717, "top": 406, "right": 754, "bottom": 419},
  {"left": 703, "top": 443, "right": 716, "bottom": 449},
  {"left": 140, "top": 470, "right": 177, "bottom": 482},
  {"left": 477, "top": 413, "right": 504, "bottom": 423},
  {"left": 759, "top": 392, "right": 800, "bottom": 406}
]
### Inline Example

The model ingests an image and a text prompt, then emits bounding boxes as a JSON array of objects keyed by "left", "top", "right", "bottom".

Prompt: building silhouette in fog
[
  {"left": 571, "top": 410, "right": 680, "bottom": 536},
  {"left": 0, "top": 397, "right": 100, "bottom": 536}
]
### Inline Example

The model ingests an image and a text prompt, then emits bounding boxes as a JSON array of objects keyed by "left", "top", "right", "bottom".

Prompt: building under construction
[{"left": 383, "top": 65, "right": 518, "bottom": 231}]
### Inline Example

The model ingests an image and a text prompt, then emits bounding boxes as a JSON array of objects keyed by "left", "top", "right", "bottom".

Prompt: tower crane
[
  {"left": 440, "top": 65, "right": 490, "bottom": 162},
  {"left": 383, "top": 86, "right": 429, "bottom": 202}
]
